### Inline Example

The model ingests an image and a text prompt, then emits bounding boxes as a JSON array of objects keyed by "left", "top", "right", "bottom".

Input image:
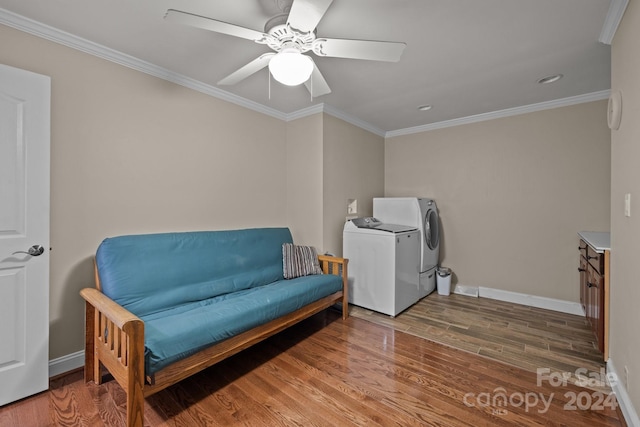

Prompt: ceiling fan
[{"left": 165, "top": 0, "right": 406, "bottom": 97}]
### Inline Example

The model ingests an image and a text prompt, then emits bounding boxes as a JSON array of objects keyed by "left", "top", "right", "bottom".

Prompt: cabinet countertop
[{"left": 578, "top": 231, "right": 610, "bottom": 253}]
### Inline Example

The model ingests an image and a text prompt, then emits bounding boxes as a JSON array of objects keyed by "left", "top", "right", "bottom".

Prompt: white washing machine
[
  {"left": 373, "top": 197, "right": 440, "bottom": 298},
  {"left": 343, "top": 217, "right": 420, "bottom": 316}
]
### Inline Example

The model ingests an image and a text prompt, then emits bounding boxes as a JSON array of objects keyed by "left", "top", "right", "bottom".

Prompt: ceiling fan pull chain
[{"left": 268, "top": 72, "right": 271, "bottom": 100}]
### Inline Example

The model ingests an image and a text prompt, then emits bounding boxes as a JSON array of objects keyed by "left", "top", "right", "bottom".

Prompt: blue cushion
[
  {"left": 96, "top": 228, "right": 293, "bottom": 317},
  {"left": 141, "top": 273, "right": 343, "bottom": 375}
]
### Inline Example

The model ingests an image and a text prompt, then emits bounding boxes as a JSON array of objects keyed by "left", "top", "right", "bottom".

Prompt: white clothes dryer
[
  {"left": 373, "top": 197, "right": 440, "bottom": 297},
  {"left": 343, "top": 217, "right": 420, "bottom": 316}
]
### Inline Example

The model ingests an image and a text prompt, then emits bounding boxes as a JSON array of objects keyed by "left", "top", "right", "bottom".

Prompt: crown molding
[
  {"left": 285, "top": 103, "right": 324, "bottom": 121},
  {"left": 0, "top": 8, "right": 288, "bottom": 122},
  {"left": 322, "top": 104, "right": 386, "bottom": 137},
  {"left": 599, "top": 0, "right": 629, "bottom": 45},
  {"left": 283, "top": 103, "right": 385, "bottom": 137},
  {"left": 385, "top": 90, "right": 611, "bottom": 138},
  {"left": 0, "top": 7, "right": 615, "bottom": 140}
]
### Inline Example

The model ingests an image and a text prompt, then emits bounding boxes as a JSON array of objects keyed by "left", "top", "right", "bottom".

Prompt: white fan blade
[
  {"left": 313, "top": 38, "right": 406, "bottom": 62},
  {"left": 218, "top": 53, "right": 275, "bottom": 86},
  {"left": 165, "top": 9, "right": 265, "bottom": 41},
  {"left": 287, "top": 0, "right": 334, "bottom": 33},
  {"left": 304, "top": 62, "right": 331, "bottom": 97}
]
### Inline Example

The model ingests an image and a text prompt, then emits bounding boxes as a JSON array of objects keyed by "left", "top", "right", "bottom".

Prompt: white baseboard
[
  {"left": 453, "top": 284, "right": 584, "bottom": 316},
  {"left": 608, "top": 359, "right": 640, "bottom": 427},
  {"left": 453, "top": 284, "right": 479, "bottom": 297},
  {"left": 49, "top": 350, "right": 84, "bottom": 378},
  {"left": 479, "top": 286, "right": 584, "bottom": 316}
]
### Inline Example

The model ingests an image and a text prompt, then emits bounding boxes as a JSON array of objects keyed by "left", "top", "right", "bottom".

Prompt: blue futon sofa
[{"left": 80, "top": 227, "right": 348, "bottom": 427}]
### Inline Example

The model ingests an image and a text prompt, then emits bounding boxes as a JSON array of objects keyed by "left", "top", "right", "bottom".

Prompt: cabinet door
[
  {"left": 586, "top": 264, "right": 593, "bottom": 325},
  {"left": 594, "top": 271, "right": 605, "bottom": 353},
  {"left": 579, "top": 240, "right": 588, "bottom": 259},
  {"left": 587, "top": 263, "right": 605, "bottom": 352},
  {"left": 579, "top": 256, "right": 588, "bottom": 314},
  {"left": 587, "top": 246, "right": 604, "bottom": 274}
]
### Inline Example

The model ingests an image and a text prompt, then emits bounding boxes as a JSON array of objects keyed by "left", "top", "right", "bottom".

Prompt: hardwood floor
[
  {"left": 350, "top": 293, "right": 608, "bottom": 391},
  {"left": 0, "top": 305, "right": 624, "bottom": 426}
]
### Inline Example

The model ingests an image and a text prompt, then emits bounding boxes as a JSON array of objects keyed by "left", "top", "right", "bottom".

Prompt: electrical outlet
[
  {"left": 624, "top": 365, "right": 629, "bottom": 390},
  {"left": 347, "top": 199, "right": 358, "bottom": 215},
  {"left": 625, "top": 193, "right": 631, "bottom": 217}
]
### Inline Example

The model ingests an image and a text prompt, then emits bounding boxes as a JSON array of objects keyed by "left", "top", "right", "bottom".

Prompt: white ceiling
[{"left": 0, "top": 0, "right": 618, "bottom": 135}]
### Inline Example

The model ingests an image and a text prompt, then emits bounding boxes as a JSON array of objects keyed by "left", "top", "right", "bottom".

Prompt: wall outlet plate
[
  {"left": 624, "top": 365, "right": 629, "bottom": 391},
  {"left": 347, "top": 198, "right": 358, "bottom": 215},
  {"left": 625, "top": 193, "right": 631, "bottom": 217}
]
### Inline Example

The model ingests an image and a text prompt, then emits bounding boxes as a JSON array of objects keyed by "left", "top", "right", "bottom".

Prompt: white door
[{"left": 0, "top": 64, "right": 50, "bottom": 406}]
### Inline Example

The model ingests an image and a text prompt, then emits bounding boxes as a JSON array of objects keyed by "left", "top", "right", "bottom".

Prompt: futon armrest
[
  {"left": 317, "top": 254, "right": 348, "bottom": 280},
  {"left": 317, "top": 255, "right": 349, "bottom": 320},
  {"left": 317, "top": 254, "right": 347, "bottom": 263},
  {"left": 318, "top": 254, "right": 348, "bottom": 269},
  {"left": 80, "top": 287, "right": 142, "bottom": 330},
  {"left": 81, "top": 287, "right": 145, "bottom": 426}
]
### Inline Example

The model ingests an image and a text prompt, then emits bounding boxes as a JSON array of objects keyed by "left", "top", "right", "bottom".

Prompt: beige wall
[
  {"left": 0, "top": 24, "right": 288, "bottom": 359},
  {"left": 286, "top": 114, "right": 324, "bottom": 247},
  {"left": 1, "top": 16, "right": 624, "bottom": 389},
  {"left": 285, "top": 113, "right": 385, "bottom": 257},
  {"left": 323, "top": 114, "right": 385, "bottom": 256},
  {"left": 610, "top": 0, "right": 640, "bottom": 414},
  {"left": 385, "top": 101, "right": 611, "bottom": 301},
  {"left": 1, "top": 24, "right": 385, "bottom": 360}
]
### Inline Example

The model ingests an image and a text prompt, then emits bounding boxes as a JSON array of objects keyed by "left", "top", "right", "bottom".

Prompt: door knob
[{"left": 13, "top": 245, "right": 45, "bottom": 257}]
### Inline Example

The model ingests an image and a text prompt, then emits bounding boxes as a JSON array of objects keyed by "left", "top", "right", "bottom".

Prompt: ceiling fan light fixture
[{"left": 269, "top": 48, "right": 314, "bottom": 86}]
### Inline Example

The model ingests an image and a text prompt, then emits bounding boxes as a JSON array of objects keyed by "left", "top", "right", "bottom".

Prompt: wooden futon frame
[{"left": 81, "top": 255, "right": 348, "bottom": 427}]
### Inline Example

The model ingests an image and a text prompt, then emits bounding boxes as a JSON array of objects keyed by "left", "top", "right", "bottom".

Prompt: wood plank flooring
[
  {"left": 350, "top": 293, "right": 608, "bottom": 391},
  {"left": 0, "top": 306, "right": 624, "bottom": 426}
]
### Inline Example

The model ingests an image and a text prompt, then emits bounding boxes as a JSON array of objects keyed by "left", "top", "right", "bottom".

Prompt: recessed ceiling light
[
  {"left": 537, "top": 74, "right": 563, "bottom": 84},
  {"left": 417, "top": 105, "right": 433, "bottom": 111}
]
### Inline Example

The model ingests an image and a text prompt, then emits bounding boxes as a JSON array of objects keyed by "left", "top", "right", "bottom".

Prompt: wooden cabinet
[
  {"left": 586, "top": 262, "right": 604, "bottom": 351},
  {"left": 578, "top": 240, "right": 588, "bottom": 313},
  {"left": 578, "top": 238, "right": 609, "bottom": 359}
]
